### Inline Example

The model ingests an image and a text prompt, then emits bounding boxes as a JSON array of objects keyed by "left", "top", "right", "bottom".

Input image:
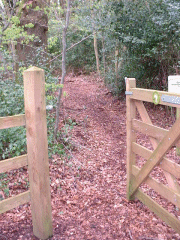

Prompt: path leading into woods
[
  {"left": 50, "top": 74, "right": 179, "bottom": 240},
  {"left": 0, "top": 74, "right": 179, "bottom": 239}
]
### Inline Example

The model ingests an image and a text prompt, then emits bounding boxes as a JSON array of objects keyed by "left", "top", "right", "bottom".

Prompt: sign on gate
[
  {"left": 168, "top": 75, "right": 180, "bottom": 93},
  {"left": 168, "top": 75, "right": 180, "bottom": 156}
]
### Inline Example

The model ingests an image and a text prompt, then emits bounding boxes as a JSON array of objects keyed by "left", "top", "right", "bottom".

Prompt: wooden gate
[{"left": 126, "top": 78, "right": 180, "bottom": 234}]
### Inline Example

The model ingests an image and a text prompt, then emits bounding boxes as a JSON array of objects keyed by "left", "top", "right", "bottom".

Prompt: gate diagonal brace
[{"left": 129, "top": 115, "right": 180, "bottom": 198}]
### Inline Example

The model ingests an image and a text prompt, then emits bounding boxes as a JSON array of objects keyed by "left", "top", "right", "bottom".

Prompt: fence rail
[
  {"left": 0, "top": 67, "right": 53, "bottom": 240},
  {"left": 126, "top": 78, "right": 180, "bottom": 235},
  {"left": 0, "top": 114, "right": 26, "bottom": 129},
  {"left": 0, "top": 154, "right": 28, "bottom": 173},
  {"left": 0, "top": 191, "right": 30, "bottom": 214}
]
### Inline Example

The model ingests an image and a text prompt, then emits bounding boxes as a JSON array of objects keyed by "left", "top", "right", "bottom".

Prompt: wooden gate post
[
  {"left": 23, "top": 67, "right": 53, "bottom": 239},
  {"left": 126, "top": 78, "right": 136, "bottom": 200}
]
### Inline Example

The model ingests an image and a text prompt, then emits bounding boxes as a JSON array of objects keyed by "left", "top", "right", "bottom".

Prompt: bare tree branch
[
  {"left": 0, "top": 0, "right": 18, "bottom": 43},
  {"left": 49, "top": 33, "right": 94, "bottom": 63},
  {"left": 54, "top": 0, "right": 71, "bottom": 138}
]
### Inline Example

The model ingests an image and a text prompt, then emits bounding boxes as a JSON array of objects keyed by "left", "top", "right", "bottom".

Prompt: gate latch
[{"left": 125, "top": 91, "right": 133, "bottom": 95}]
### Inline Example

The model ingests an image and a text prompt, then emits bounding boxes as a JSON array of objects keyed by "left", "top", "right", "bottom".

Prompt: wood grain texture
[
  {"left": 0, "top": 191, "right": 30, "bottom": 214},
  {"left": 135, "top": 100, "right": 180, "bottom": 193},
  {"left": 131, "top": 88, "right": 180, "bottom": 108},
  {"left": 136, "top": 189, "right": 180, "bottom": 235},
  {"left": 132, "top": 119, "right": 168, "bottom": 141},
  {"left": 23, "top": 67, "right": 53, "bottom": 239},
  {"left": 0, "top": 155, "right": 27, "bottom": 173},
  {"left": 132, "top": 165, "right": 180, "bottom": 208},
  {"left": 0, "top": 114, "right": 25, "bottom": 130},
  {"left": 129, "top": 107, "right": 180, "bottom": 197},
  {"left": 126, "top": 78, "right": 136, "bottom": 200},
  {"left": 132, "top": 142, "right": 180, "bottom": 179}
]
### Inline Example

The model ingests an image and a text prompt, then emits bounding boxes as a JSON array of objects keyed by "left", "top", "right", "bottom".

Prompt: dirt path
[
  {"left": 0, "top": 74, "right": 180, "bottom": 239},
  {"left": 50, "top": 74, "right": 179, "bottom": 240}
]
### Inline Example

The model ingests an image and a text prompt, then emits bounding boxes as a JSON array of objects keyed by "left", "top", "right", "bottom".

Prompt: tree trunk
[
  {"left": 115, "top": 43, "right": 119, "bottom": 88},
  {"left": 90, "top": 1, "right": 100, "bottom": 76},
  {"left": 0, "top": 0, "right": 18, "bottom": 80},
  {"left": 93, "top": 32, "right": 100, "bottom": 75},
  {"left": 54, "top": 0, "right": 70, "bottom": 138},
  {"left": 10, "top": 41, "right": 18, "bottom": 82},
  {"left": 16, "top": 0, "right": 48, "bottom": 63},
  {"left": 102, "top": 36, "right": 106, "bottom": 79}
]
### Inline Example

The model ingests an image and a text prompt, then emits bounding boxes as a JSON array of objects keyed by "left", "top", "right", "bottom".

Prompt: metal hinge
[
  {"left": 125, "top": 91, "right": 133, "bottom": 95},
  {"left": 161, "top": 95, "right": 180, "bottom": 105}
]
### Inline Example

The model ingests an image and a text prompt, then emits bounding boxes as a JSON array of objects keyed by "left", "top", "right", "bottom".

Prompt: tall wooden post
[
  {"left": 126, "top": 78, "right": 136, "bottom": 200},
  {"left": 23, "top": 67, "right": 53, "bottom": 239}
]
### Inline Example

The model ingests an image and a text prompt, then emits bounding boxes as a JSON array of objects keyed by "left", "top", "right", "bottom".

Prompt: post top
[{"left": 24, "top": 66, "right": 43, "bottom": 72}]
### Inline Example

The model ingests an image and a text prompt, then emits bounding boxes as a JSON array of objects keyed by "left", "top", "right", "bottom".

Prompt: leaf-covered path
[
  {"left": 0, "top": 74, "right": 180, "bottom": 239},
  {"left": 50, "top": 74, "right": 179, "bottom": 240}
]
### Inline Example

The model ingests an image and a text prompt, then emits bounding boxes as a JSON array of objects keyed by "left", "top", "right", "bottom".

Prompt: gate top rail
[{"left": 129, "top": 87, "right": 180, "bottom": 107}]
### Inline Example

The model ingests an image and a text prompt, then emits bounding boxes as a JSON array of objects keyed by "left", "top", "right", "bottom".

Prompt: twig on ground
[
  {"left": 0, "top": 234, "right": 7, "bottom": 240},
  {"left": 61, "top": 142, "right": 84, "bottom": 168},
  {"left": 128, "top": 229, "right": 133, "bottom": 240}
]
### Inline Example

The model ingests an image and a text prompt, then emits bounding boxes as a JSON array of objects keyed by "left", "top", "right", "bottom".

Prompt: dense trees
[
  {"left": 0, "top": 0, "right": 48, "bottom": 80},
  {"left": 16, "top": 0, "right": 48, "bottom": 62},
  {"left": 112, "top": 0, "right": 180, "bottom": 90}
]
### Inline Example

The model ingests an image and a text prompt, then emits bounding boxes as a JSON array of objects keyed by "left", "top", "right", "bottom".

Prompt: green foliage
[
  {"left": 0, "top": 70, "right": 72, "bottom": 161},
  {"left": 66, "top": 30, "right": 96, "bottom": 73},
  {"left": 0, "top": 127, "right": 26, "bottom": 160},
  {"left": 0, "top": 173, "right": 10, "bottom": 198},
  {"left": 1, "top": 0, "right": 179, "bottom": 97},
  {"left": 0, "top": 80, "right": 26, "bottom": 160},
  {"left": 1, "top": 17, "right": 35, "bottom": 45},
  {"left": 0, "top": 80, "right": 24, "bottom": 116},
  {"left": 45, "top": 78, "right": 76, "bottom": 158},
  {"left": 47, "top": 6, "right": 97, "bottom": 73},
  {"left": 112, "top": 0, "right": 180, "bottom": 90},
  {"left": 0, "top": 47, "right": 14, "bottom": 81}
]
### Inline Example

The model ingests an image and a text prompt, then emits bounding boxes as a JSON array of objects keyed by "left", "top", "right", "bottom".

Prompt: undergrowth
[{"left": 0, "top": 75, "right": 74, "bottom": 161}]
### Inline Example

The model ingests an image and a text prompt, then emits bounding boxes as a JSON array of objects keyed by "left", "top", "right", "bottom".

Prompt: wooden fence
[
  {"left": 0, "top": 67, "right": 53, "bottom": 240},
  {"left": 126, "top": 78, "right": 180, "bottom": 235}
]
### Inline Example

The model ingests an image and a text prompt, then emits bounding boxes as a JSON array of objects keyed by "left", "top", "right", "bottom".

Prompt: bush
[
  {"left": 0, "top": 74, "right": 68, "bottom": 160},
  {"left": 0, "top": 80, "right": 26, "bottom": 160}
]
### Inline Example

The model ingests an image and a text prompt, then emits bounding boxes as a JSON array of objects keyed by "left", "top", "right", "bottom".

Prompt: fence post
[
  {"left": 23, "top": 66, "right": 53, "bottom": 239},
  {"left": 126, "top": 78, "right": 136, "bottom": 201}
]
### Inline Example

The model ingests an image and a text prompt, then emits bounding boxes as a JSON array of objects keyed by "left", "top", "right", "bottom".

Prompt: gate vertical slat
[{"left": 126, "top": 78, "right": 136, "bottom": 200}]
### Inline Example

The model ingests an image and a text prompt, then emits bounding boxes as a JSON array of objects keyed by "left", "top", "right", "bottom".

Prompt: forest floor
[{"left": 0, "top": 74, "right": 180, "bottom": 240}]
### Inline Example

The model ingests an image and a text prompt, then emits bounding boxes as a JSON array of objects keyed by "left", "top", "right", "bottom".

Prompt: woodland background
[{"left": 0, "top": 1, "right": 180, "bottom": 239}]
